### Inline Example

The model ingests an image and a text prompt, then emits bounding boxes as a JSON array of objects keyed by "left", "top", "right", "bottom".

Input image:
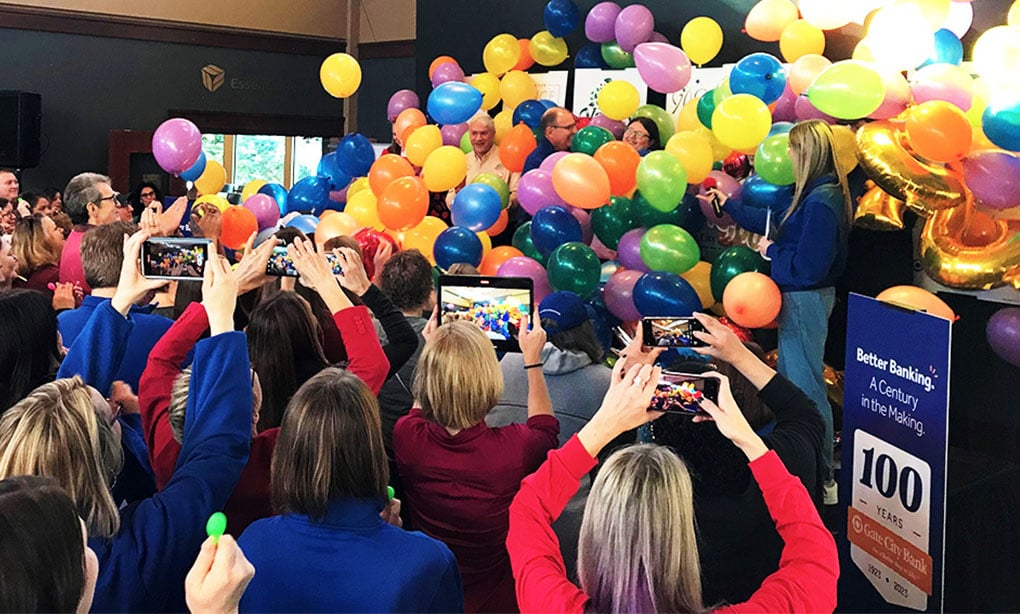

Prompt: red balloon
[{"left": 354, "top": 227, "right": 398, "bottom": 279}]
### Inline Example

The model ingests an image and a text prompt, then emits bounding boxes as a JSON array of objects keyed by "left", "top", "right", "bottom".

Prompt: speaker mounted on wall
[{"left": 0, "top": 91, "right": 42, "bottom": 169}]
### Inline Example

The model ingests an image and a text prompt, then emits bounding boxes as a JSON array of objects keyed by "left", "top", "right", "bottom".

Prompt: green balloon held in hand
[
  {"left": 471, "top": 173, "right": 510, "bottom": 209},
  {"left": 571, "top": 126, "right": 615, "bottom": 156},
  {"left": 710, "top": 245, "right": 770, "bottom": 300},
  {"left": 513, "top": 222, "right": 547, "bottom": 265},
  {"left": 206, "top": 512, "right": 227, "bottom": 545},
  {"left": 547, "top": 242, "right": 600, "bottom": 298},
  {"left": 636, "top": 151, "right": 688, "bottom": 212},
  {"left": 639, "top": 224, "right": 700, "bottom": 275},
  {"left": 591, "top": 195, "right": 635, "bottom": 250},
  {"left": 601, "top": 41, "right": 635, "bottom": 68}
]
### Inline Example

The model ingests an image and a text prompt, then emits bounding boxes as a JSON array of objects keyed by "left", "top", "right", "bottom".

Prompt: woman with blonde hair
[
  {"left": 11, "top": 214, "right": 64, "bottom": 298},
  {"left": 702, "top": 119, "right": 852, "bottom": 504},
  {"left": 394, "top": 316, "right": 559, "bottom": 612}
]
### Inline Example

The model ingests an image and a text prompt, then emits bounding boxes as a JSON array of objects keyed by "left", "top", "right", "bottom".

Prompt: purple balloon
[
  {"left": 568, "top": 206, "right": 594, "bottom": 245},
  {"left": 988, "top": 307, "right": 1020, "bottom": 367},
  {"left": 648, "top": 31, "right": 669, "bottom": 44},
  {"left": 633, "top": 42, "right": 692, "bottom": 94},
  {"left": 589, "top": 113, "right": 626, "bottom": 139},
  {"left": 328, "top": 190, "right": 345, "bottom": 203},
  {"left": 152, "top": 118, "right": 202, "bottom": 176},
  {"left": 603, "top": 269, "right": 643, "bottom": 321},
  {"left": 615, "top": 4, "right": 654, "bottom": 53},
  {"left": 964, "top": 151, "right": 1020, "bottom": 211},
  {"left": 441, "top": 123, "right": 469, "bottom": 147},
  {"left": 794, "top": 95, "right": 837, "bottom": 124},
  {"left": 431, "top": 62, "right": 465, "bottom": 88},
  {"left": 910, "top": 65, "right": 973, "bottom": 111},
  {"left": 539, "top": 151, "right": 571, "bottom": 172},
  {"left": 585, "top": 1, "right": 622, "bottom": 43},
  {"left": 518, "top": 169, "right": 566, "bottom": 215},
  {"left": 772, "top": 84, "right": 798, "bottom": 123},
  {"left": 243, "top": 193, "right": 281, "bottom": 231},
  {"left": 498, "top": 256, "right": 553, "bottom": 303},
  {"left": 387, "top": 89, "right": 420, "bottom": 122},
  {"left": 616, "top": 228, "right": 649, "bottom": 272}
]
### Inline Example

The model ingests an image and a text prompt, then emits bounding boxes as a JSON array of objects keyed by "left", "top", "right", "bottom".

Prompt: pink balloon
[
  {"left": 590, "top": 234, "right": 618, "bottom": 260},
  {"left": 498, "top": 256, "right": 553, "bottom": 303},
  {"left": 869, "top": 71, "right": 912, "bottom": 120},
  {"left": 430, "top": 62, "right": 465, "bottom": 87},
  {"left": 152, "top": 118, "right": 202, "bottom": 176},
  {"left": 441, "top": 123, "right": 469, "bottom": 146},
  {"left": 603, "top": 269, "right": 643, "bottom": 321},
  {"left": 698, "top": 171, "right": 739, "bottom": 228},
  {"left": 518, "top": 169, "right": 566, "bottom": 216},
  {"left": 589, "top": 113, "right": 626, "bottom": 138},
  {"left": 794, "top": 95, "right": 837, "bottom": 124},
  {"left": 648, "top": 31, "right": 669, "bottom": 44},
  {"left": 539, "top": 151, "right": 571, "bottom": 172},
  {"left": 616, "top": 228, "right": 649, "bottom": 272},
  {"left": 585, "top": 1, "right": 622, "bottom": 43},
  {"left": 243, "top": 193, "right": 281, "bottom": 231},
  {"left": 910, "top": 64, "right": 973, "bottom": 112},
  {"left": 615, "top": 4, "right": 654, "bottom": 53},
  {"left": 772, "top": 84, "right": 798, "bottom": 123},
  {"left": 568, "top": 206, "right": 594, "bottom": 244},
  {"left": 633, "top": 42, "right": 693, "bottom": 94}
]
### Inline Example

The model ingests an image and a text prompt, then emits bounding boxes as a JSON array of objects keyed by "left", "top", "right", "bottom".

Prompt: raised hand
[
  {"left": 202, "top": 254, "right": 239, "bottom": 336},
  {"left": 51, "top": 281, "right": 76, "bottom": 310},
  {"left": 111, "top": 231, "right": 168, "bottom": 316},
  {"left": 333, "top": 247, "right": 372, "bottom": 296},
  {"left": 578, "top": 362, "right": 662, "bottom": 457},
  {"left": 517, "top": 313, "right": 547, "bottom": 365},
  {"left": 289, "top": 238, "right": 352, "bottom": 314},
  {"left": 233, "top": 233, "right": 275, "bottom": 295},
  {"left": 184, "top": 535, "right": 255, "bottom": 614},
  {"left": 693, "top": 372, "right": 769, "bottom": 461}
]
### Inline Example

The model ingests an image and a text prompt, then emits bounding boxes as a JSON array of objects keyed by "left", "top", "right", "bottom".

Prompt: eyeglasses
[
  {"left": 624, "top": 128, "right": 650, "bottom": 139},
  {"left": 551, "top": 123, "right": 577, "bottom": 131},
  {"left": 93, "top": 192, "right": 119, "bottom": 205},
  {"left": 140, "top": 191, "right": 156, "bottom": 198}
]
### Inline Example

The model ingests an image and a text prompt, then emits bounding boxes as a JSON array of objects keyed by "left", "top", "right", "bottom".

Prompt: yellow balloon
[
  {"left": 679, "top": 261, "right": 715, "bottom": 308},
  {"left": 852, "top": 38, "right": 877, "bottom": 63},
  {"left": 493, "top": 109, "right": 513, "bottom": 144},
  {"left": 681, "top": 16, "right": 723, "bottom": 66},
  {"left": 404, "top": 125, "right": 443, "bottom": 167},
  {"left": 320, "top": 53, "right": 362, "bottom": 98},
  {"left": 779, "top": 19, "right": 826, "bottom": 62},
  {"left": 194, "top": 160, "right": 227, "bottom": 196},
  {"left": 973, "top": 25, "right": 1020, "bottom": 84},
  {"left": 711, "top": 94, "right": 771, "bottom": 152},
  {"left": 500, "top": 71, "right": 538, "bottom": 110},
  {"left": 665, "top": 131, "right": 714, "bottom": 184},
  {"left": 597, "top": 80, "right": 640, "bottom": 121},
  {"left": 471, "top": 73, "right": 502, "bottom": 111},
  {"left": 867, "top": 4, "right": 935, "bottom": 71},
  {"left": 676, "top": 97, "right": 701, "bottom": 132},
  {"left": 476, "top": 230, "right": 492, "bottom": 257},
  {"left": 966, "top": 77, "right": 990, "bottom": 128},
  {"left": 195, "top": 193, "right": 229, "bottom": 212},
  {"left": 422, "top": 146, "right": 468, "bottom": 192},
  {"left": 530, "top": 31, "right": 569, "bottom": 66},
  {"left": 346, "top": 177, "right": 371, "bottom": 199},
  {"left": 483, "top": 33, "right": 521, "bottom": 76},
  {"left": 898, "top": 0, "right": 951, "bottom": 30},
  {"left": 345, "top": 190, "right": 384, "bottom": 231},
  {"left": 402, "top": 216, "right": 448, "bottom": 264},
  {"left": 1011, "top": 0, "right": 1020, "bottom": 26},
  {"left": 694, "top": 125, "right": 732, "bottom": 161},
  {"left": 830, "top": 125, "right": 859, "bottom": 173},
  {"left": 240, "top": 180, "right": 267, "bottom": 203}
]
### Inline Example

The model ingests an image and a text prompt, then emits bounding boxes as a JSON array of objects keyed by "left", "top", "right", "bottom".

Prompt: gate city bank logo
[{"left": 202, "top": 65, "right": 225, "bottom": 92}]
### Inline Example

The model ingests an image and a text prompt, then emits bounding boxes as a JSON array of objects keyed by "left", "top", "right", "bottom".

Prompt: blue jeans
[{"left": 777, "top": 287, "right": 836, "bottom": 480}]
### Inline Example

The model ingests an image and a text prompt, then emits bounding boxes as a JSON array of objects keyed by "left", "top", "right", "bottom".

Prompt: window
[
  {"left": 234, "top": 135, "right": 286, "bottom": 186},
  {"left": 202, "top": 134, "right": 225, "bottom": 166},
  {"left": 196, "top": 135, "right": 326, "bottom": 191},
  {"left": 294, "top": 137, "right": 326, "bottom": 182}
]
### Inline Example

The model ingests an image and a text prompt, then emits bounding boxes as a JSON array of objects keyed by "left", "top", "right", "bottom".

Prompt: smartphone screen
[
  {"left": 437, "top": 275, "right": 534, "bottom": 352},
  {"left": 642, "top": 317, "right": 708, "bottom": 348},
  {"left": 649, "top": 372, "right": 720, "bottom": 414},
  {"left": 141, "top": 238, "right": 211, "bottom": 280},
  {"left": 265, "top": 245, "right": 343, "bottom": 277}
]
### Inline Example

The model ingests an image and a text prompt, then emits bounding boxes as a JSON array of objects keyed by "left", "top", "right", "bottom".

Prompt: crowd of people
[{"left": 0, "top": 106, "right": 844, "bottom": 612}]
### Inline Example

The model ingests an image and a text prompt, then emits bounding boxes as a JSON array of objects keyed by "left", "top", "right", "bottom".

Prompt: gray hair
[
  {"left": 63, "top": 173, "right": 111, "bottom": 225},
  {"left": 467, "top": 112, "right": 495, "bottom": 132},
  {"left": 168, "top": 368, "right": 192, "bottom": 443}
]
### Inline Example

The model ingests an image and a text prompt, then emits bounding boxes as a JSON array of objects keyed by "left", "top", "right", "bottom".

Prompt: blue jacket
[
  {"left": 239, "top": 499, "right": 463, "bottom": 612},
  {"left": 59, "top": 301, "right": 252, "bottom": 611},
  {"left": 522, "top": 138, "right": 557, "bottom": 174}
]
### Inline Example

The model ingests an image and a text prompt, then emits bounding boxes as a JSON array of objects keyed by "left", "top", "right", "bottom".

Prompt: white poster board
[
  {"left": 530, "top": 71, "right": 570, "bottom": 107},
  {"left": 664, "top": 65, "right": 733, "bottom": 121},
  {"left": 572, "top": 68, "right": 647, "bottom": 118}
]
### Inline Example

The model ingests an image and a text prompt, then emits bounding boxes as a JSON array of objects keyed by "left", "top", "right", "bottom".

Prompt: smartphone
[
  {"left": 649, "top": 372, "right": 720, "bottom": 414},
  {"left": 642, "top": 317, "right": 708, "bottom": 348},
  {"left": 437, "top": 275, "right": 534, "bottom": 352},
  {"left": 141, "top": 238, "right": 211, "bottom": 280},
  {"left": 265, "top": 245, "right": 343, "bottom": 277}
]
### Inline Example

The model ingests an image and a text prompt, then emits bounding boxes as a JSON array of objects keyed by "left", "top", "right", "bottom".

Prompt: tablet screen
[{"left": 438, "top": 276, "right": 534, "bottom": 352}]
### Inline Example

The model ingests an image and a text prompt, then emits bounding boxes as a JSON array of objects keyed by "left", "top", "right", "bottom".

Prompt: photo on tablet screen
[
  {"left": 438, "top": 276, "right": 533, "bottom": 351},
  {"left": 141, "top": 238, "right": 210, "bottom": 280}
]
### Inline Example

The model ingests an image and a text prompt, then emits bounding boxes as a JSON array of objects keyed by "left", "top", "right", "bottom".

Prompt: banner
[
  {"left": 530, "top": 71, "right": 569, "bottom": 107},
  {"left": 572, "top": 68, "right": 647, "bottom": 118}
]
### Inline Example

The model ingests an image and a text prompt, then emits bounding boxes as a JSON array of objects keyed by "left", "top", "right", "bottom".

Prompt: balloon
[
  {"left": 632, "top": 104, "right": 676, "bottom": 142},
  {"left": 287, "top": 176, "right": 331, "bottom": 215},
  {"left": 680, "top": 261, "right": 715, "bottom": 309},
  {"left": 518, "top": 169, "right": 565, "bottom": 216},
  {"left": 285, "top": 214, "right": 319, "bottom": 236},
  {"left": 240, "top": 179, "right": 267, "bottom": 204},
  {"left": 711, "top": 94, "right": 771, "bottom": 151},
  {"left": 452, "top": 184, "right": 502, "bottom": 232},
  {"left": 730, "top": 53, "right": 786, "bottom": 104},
  {"left": 614, "top": 4, "right": 654, "bottom": 53},
  {"left": 180, "top": 151, "right": 207, "bottom": 182},
  {"left": 987, "top": 308, "right": 1020, "bottom": 367},
  {"left": 547, "top": 242, "right": 600, "bottom": 297},
  {"left": 316, "top": 152, "right": 352, "bottom": 191},
  {"left": 905, "top": 101, "right": 971, "bottom": 164},
  {"left": 597, "top": 80, "right": 640, "bottom": 121},
  {"left": 603, "top": 269, "right": 643, "bottom": 321},
  {"left": 639, "top": 224, "right": 699, "bottom": 274},
  {"left": 919, "top": 201, "right": 1020, "bottom": 290},
  {"left": 471, "top": 173, "right": 510, "bottom": 210},
  {"left": 601, "top": 42, "right": 635, "bottom": 69},
  {"left": 315, "top": 211, "right": 360, "bottom": 242},
  {"left": 798, "top": 0, "right": 852, "bottom": 29},
  {"left": 779, "top": 19, "right": 825, "bottom": 62},
  {"left": 460, "top": 131, "right": 473, "bottom": 153},
  {"left": 471, "top": 73, "right": 502, "bottom": 111},
  {"left": 427, "top": 82, "right": 483, "bottom": 126},
  {"left": 493, "top": 109, "right": 513, "bottom": 144},
  {"left": 911, "top": 63, "right": 973, "bottom": 110},
  {"left": 681, "top": 16, "right": 723, "bottom": 66},
  {"left": 594, "top": 141, "right": 640, "bottom": 195},
  {"left": 499, "top": 256, "right": 553, "bottom": 303},
  {"left": 633, "top": 271, "right": 701, "bottom": 317},
  {"left": 722, "top": 151, "right": 751, "bottom": 180},
  {"left": 354, "top": 228, "right": 398, "bottom": 279},
  {"left": 745, "top": 0, "right": 799, "bottom": 42},
  {"left": 875, "top": 285, "right": 956, "bottom": 320},
  {"left": 513, "top": 222, "right": 547, "bottom": 264},
  {"left": 514, "top": 38, "right": 536, "bottom": 72},
  {"left": 723, "top": 272, "right": 781, "bottom": 328},
  {"left": 434, "top": 226, "right": 483, "bottom": 270},
  {"left": 387, "top": 89, "right": 420, "bottom": 122},
  {"left": 402, "top": 216, "right": 448, "bottom": 264},
  {"left": 788, "top": 54, "right": 831, "bottom": 96},
  {"left": 336, "top": 133, "right": 375, "bottom": 177},
  {"left": 808, "top": 61, "right": 885, "bottom": 120},
  {"left": 320, "top": 53, "right": 361, "bottom": 98},
  {"left": 481, "top": 245, "right": 525, "bottom": 276},
  {"left": 499, "top": 124, "right": 538, "bottom": 174},
  {"left": 428, "top": 56, "right": 457, "bottom": 79},
  {"left": 964, "top": 150, "right": 1020, "bottom": 212},
  {"left": 500, "top": 71, "right": 538, "bottom": 109},
  {"left": 590, "top": 114, "right": 626, "bottom": 139},
  {"left": 616, "top": 228, "right": 649, "bottom": 272},
  {"left": 865, "top": 4, "right": 936, "bottom": 71},
  {"left": 924, "top": 28, "right": 964, "bottom": 66},
  {"left": 378, "top": 176, "right": 428, "bottom": 231},
  {"left": 575, "top": 43, "right": 609, "bottom": 68},
  {"left": 794, "top": 95, "right": 838, "bottom": 124},
  {"left": 530, "top": 31, "right": 569, "bottom": 66},
  {"left": 711, "top": 246, "right": 769, "bottom": 299},
  {"left": 664, "top": 131, "right": 712, "bottom": 184},
  {"left": 258, "top": 183, "right": 288, "bottom": 214},
  {"left": 243, "top": 194, "right": 280, "bottom": 231},
  {"left": 571, "top": 126, "right": 615, "bottom": 156},
  {"left": 633, "top": 43, "right": 692, "bottom": 94},
  {"left": 194, "top": 160, "right": 227, "bottom": 196},
  {"left": 394, "top": 109, "right": 427, "bottom": 147},
  {"left": 369, "top": 154, "right": 415, "bottom": 197},
  {"left": 483, "top": 33, "right": 521, "bottom": 76},
  {"left": 586, "top": 1, "right": 622, "bottom": 42},
  {"left": 195, "top": 194, "right": 229, "bottom": 213},
  {"left": 531, "top": 206, "right": 583, "bottom": 256},
  {"left": 219, "top": 205, "right": 258, "bottom": 250},
  {"left": 636, "top": 151, "right": 687, "bottom": 212},
  {"left": 152, "top": 118, "right": 202, "bottom": 176},
  {"left": 945, "top": 0, "right": 973, "bottom": 37},
  {"left": 345, "top": 190, "right": 383, "bottom": 231},
  {"left": 755, "top": 133, "right": 794, "bottom": 185},
  {"left": 422, "top": 146, "right": 468, "bottom": 192},
  {"left": 552, "top": 153, "right": 612, "bottom": 209},
  {"left": 630, "top": 190, "right": 686, "bottom": 228},
  {"left": 983, "top": 95, "right": 1020, "bottom": 152},
  {"left": 540, "top": 151, "right": 571, "bottom": 173},
  {"left": 741, "top": 174, "right": 794, "bottom": 213},
  {"left": 403, "top": 125, "right": 442, "bottom": 168},
  {"left": 854, "top": 184, "right": 906, "bottom": 231},
  {"left": 431, "top": 62, "right": 465, "bottom": 88},
  {"left": 591, "top": 195, "right": 635, "bottom": 249},
  {"left": 513, "top": 100, "right": 547, "bottom": 129},
  {"left": 694, "top": 93, "right": 717, "bottom": 130}
]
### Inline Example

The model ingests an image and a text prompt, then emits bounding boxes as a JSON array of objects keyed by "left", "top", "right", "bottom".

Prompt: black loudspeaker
[{"left": 0, "top": 91, "right": 41, "bottom": 169}]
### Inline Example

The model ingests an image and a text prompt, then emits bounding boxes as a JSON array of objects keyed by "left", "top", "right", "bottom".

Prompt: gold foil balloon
[
  {"left": 854, "top": 183, "right": 906, "bottom": 231},
  {"left": 920, "top": 199, "right": 1020, "bottom": 290}
]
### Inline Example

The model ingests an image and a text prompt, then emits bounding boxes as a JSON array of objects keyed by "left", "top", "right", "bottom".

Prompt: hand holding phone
[
  {"left": 648, "top": 372, "right": 720, "bottom": 415},
  {"left": 642, "top": 317, "right": 708, "bottom": 348},
  {"left": 141, "top": 238, "right": 212, "bottom": 280},
  {"left": 692, "top": 371, "right": 769, "bottom": 460}
]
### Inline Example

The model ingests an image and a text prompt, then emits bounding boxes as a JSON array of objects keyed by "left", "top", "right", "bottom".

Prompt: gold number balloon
[
  {"left": 919, "top": 199, "right": 1020, "bottom": 290},
  {"left": 854, "top": 183, "right": 906, "bottom": 231}
]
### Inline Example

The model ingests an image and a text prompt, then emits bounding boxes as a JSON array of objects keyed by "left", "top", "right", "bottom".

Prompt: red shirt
[
  {"left": 507, "top": 437, "right": 839, "bottom": 613},
  {"left": 58, "top": 225, "right": 92, "bottom": 294},
  {"left": 393, "top": 410, "right": 559, "bottom": 613}
]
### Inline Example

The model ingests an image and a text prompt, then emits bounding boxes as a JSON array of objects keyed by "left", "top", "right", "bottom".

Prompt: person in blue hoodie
[
  {"left": 703, "top": 119, "right": 852, "bottom": 505},
  {"left": 0, "top": 230, "right": 252, "bottom": 611}
]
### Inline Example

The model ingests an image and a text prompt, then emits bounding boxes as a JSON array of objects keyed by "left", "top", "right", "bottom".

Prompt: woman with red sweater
[{"left": 507, "top": 356, "right": 839, "bottom": 613}]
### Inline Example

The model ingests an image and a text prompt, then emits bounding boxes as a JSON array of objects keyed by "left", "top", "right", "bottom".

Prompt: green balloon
[
  {"left": 632, "top": 191, "right": 686, "bottom": 227},
  {"left": 639, "top": 224, "right": 700, "bottom": 275},
  {"left": 755, "top": 134, "right": 794, "bottom": 186},
  {"left": 571, "top": 126, "right": 615, "bottom": 156},
  {"left": 710, "top": 246, "right": 770, "bottom": 300},
  {"left": 636, "top": 151, "right": 688, "bottom": 212},
  {"left": 591, "top": 195, "right": 635, "bottom": 249},
  {"left": 712, "top": 79, "right": 732, "bottom": 105},
  {"left": 513, "top": 222, "right": 546, "bottom": 265},
  {"left": 807, "top": 61, "right": 884, "bottom": 120},
  {"left": 471, "top": 172, "right": 510, "bottom": 209},
  {"left": 459, "top": 131, "right": 472, "bottom": 154},
  {"left": 601, "top": 42, "right": 635, "bottom": 68},
  {"left": 547, "top": 242, "right": 601, "bottom": 297},
  {"left": 696, "top": 93, "right": 716, "bottom": 129},
  {"left": 632, "top": 104, "right": 675, "bottom": 143}
]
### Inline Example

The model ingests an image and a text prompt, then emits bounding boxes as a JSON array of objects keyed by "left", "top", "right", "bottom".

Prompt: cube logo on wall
[{"left": 202, "top": 65, "right": 225, "bottom": 92}]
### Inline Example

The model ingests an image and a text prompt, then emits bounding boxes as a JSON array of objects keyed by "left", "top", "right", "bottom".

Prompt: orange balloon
[
  {"left": 722, "top": 272, "right": 782, "bottom": 328},
  {"left": 904, "top": 101, "right": 972, "bottom": 164},
  {"left": 429, "top": 56, "right": 457, "bottom": 79},
  {"left": 499, "top": 124, "right": 538, "bottom": 173},
  {"left": 513, "top": 39, "right": 535, "bottom": 71},
  {"left": 551, "top": 153, "right": 612, "bottom": 209},
  {"left": 480, "top": 245, "right": 524, "bottom": 275},
  {"left": 369, "top": 154, "right": 415, "bottom": 197},
  {"left": 220, "top": 206, "right": 258, "bottom": 251},
  {"left": 378, "top": 176, "right": 429, "bottom": 231},
  {"left": 315, "top": 211, "right": 361, "bottom": 243},
  {"left": 401, "top": 216, "right": 448, "bottom": 264},
  {"left": 593, "top": 141, "right": 641, "bottom": 196},
  {"left": 486, "top": 208, "right": 510, "bottom": 237},
  {"left": 393, "top": 108, "right": 427, "bottom": 145},
  {"left": 875, "top": 285, "right": 957, "bottom": 321}
]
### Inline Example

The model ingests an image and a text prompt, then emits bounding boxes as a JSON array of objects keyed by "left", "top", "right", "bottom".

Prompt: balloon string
[{"left": 947, "top": 159, "right": 973, "bottom": 238}]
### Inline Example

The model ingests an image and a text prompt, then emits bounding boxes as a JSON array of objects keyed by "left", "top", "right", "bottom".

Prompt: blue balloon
[
  {"left": 335, "top": 133, "right": 376, "bottom": 177},
  {"left": 768, "top": 121, "right": 795, "bottom": 137},
  {"left": 539, "top": 99, "right": 559, "bottom": 110},
  {"left": 180, "top": 151, "right": 206, "bottom": 182},
  {"left": 513, "top": 100, "right": 547, "bottom": 129},
  {"left": 575, "top": 43, "right": 608, "bottom": 69},
  {"left": 633, "top": 272, "right": 701, "bottom": 317},
  {"left": 427, "top": 82, "right": 484, "bottom": 126},
  {"left": 544, "top": 0, "right": 580, "bottom": 37},
  {"left": 285, "top": 214, "right": 319, "bottom": 235},
  {"left": 452, "top": 184, "right": 502, "bottom": 231},
  {"left": 531, "top": 205, "right": 582, "bottom": 257},
  {"left": 258, "top": 183, "right": 289, "bottom": 214},
  {"left": 983, "top": 96, "right": 1020, "bottom": 152},
  {"left": 317, "top": 152, "right": 352, "bottom": 191},
  {"left": 921, "top": 29, "right": 963, "bottom": 67},
  {"left": 287, "top": 176, "right": 331, "bottom": 214},
  {"left": 678, "top": 192, "right": 705, "bottom": 235},
  {"left": 433, "top": 226, "right": 483, "bottom": 270},
  {"left": 730, "top": 52, "right": 787, "bottom": 104},
  {"left": 740, "top": 174, "right": 794, "bottom": 213}
]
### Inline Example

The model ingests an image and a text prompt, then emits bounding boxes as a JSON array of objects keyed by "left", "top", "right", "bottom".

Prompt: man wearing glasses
[
  {"left": 58, "top": 172, "right": 120, "bottom": 294},
  {"left": 523, "top": 107, "right": 578, "bottom": 173}
]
